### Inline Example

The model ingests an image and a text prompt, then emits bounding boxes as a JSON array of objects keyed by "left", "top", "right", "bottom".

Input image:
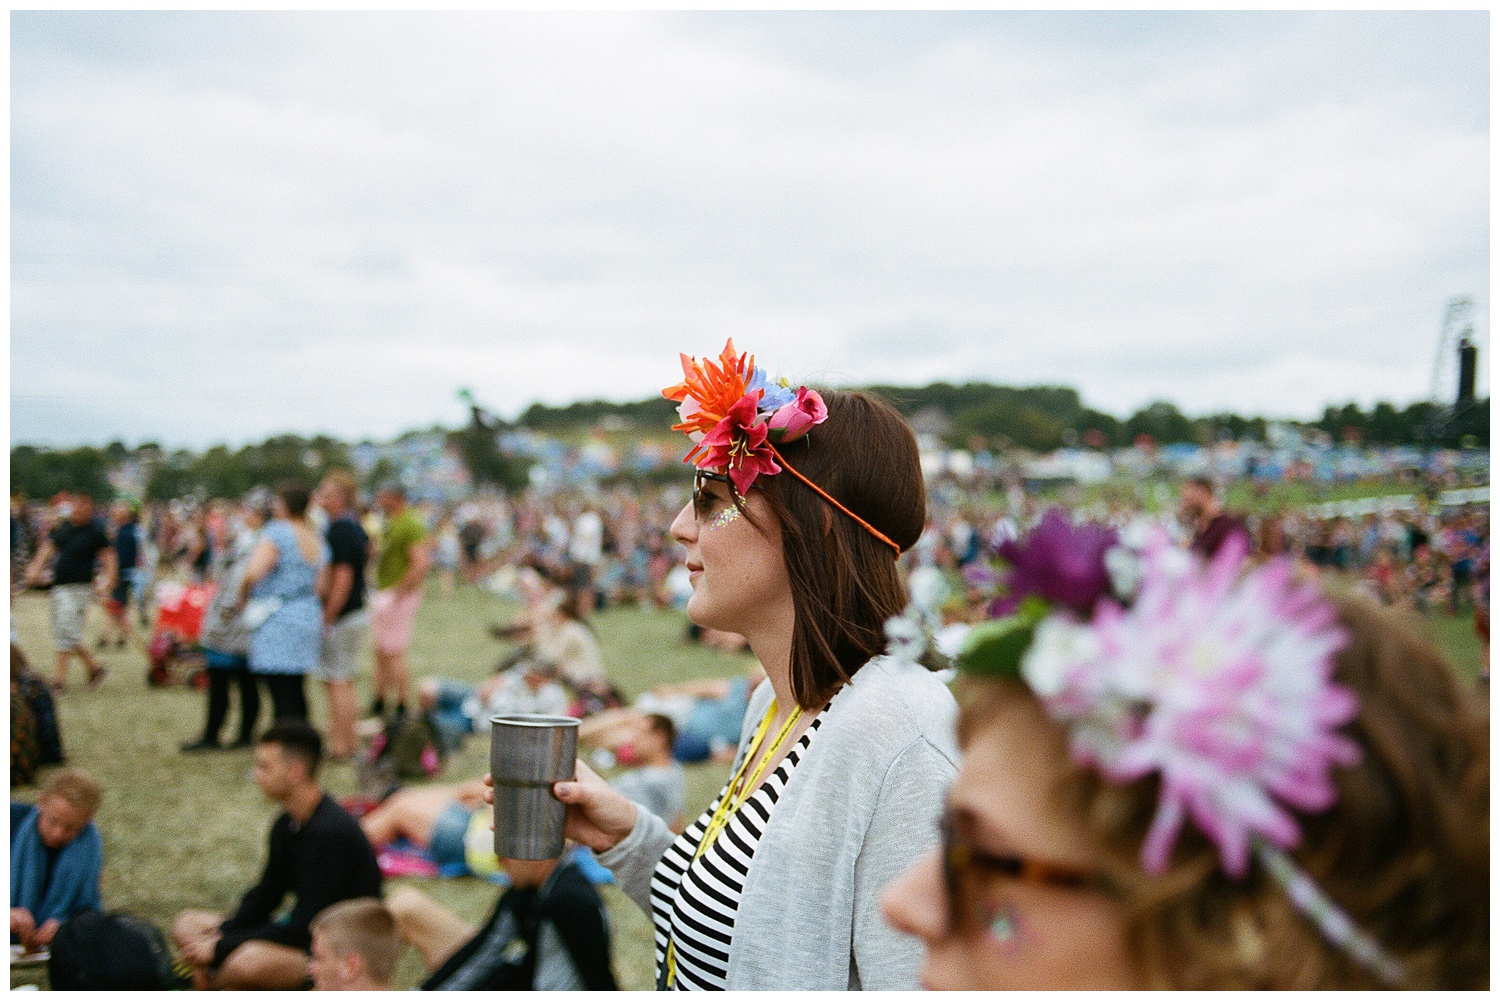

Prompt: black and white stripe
[{"left": 650, "top": 718, "right": 823, "bottom": 991}]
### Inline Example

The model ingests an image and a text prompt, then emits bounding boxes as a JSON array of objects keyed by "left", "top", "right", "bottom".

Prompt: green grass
[
  {"left": 9, "top": 574, "right": 1482, "bottom": 989},
  {"left": 10, "top": 581, "right": 747, "bottom": 990},
  {"left": 1033, "top": 475, "right": 1475, "bottom": 519}
]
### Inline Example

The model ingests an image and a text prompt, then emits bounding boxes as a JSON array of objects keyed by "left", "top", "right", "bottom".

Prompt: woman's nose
[
  {"left": 881, "top": 851, "right": 950, "bottom": 944},
  {"left": 669, "top": 501, "right": 696, "bottom": 546}
]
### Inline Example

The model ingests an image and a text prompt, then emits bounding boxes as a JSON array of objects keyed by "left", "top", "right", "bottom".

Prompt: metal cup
[{"left": 489, "top": 713, "right": 579, "bottom": 860}]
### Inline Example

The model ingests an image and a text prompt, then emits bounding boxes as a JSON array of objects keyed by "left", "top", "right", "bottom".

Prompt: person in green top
[{"left": 367, "top": 483, "right": 432, "bottom": 717}]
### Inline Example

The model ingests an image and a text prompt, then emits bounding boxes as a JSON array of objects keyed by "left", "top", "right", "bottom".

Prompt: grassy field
[
  {"left": 10, "top": 581, "right": 750, "bottom": 990},
  {"left": 9, "top": 574, "right": 1484, "bottom": 989}
]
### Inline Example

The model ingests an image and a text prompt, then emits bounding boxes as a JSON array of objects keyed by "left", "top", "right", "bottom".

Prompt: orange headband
[{"left": 769, "top": 445, "right": 902, "bottom": 558}]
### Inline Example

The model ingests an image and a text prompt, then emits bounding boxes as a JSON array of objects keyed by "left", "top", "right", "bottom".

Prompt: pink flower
[
  {"left": 1022, "top": 541, "right": 1359, "bottom": 879},
  {"left": 696, "top": 393, "right": 782, "bottom": 495},
  {"left": 767, "top": 387, "right": 827, "bottom": 443}
]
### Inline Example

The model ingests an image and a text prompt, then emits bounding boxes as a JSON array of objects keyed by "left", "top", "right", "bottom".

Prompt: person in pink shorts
[{"left": 367, "top": 483, "right": 431, "bottom": 718}]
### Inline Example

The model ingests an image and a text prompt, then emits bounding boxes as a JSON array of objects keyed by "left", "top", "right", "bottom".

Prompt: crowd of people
[
  {"left": 8, "top": 343, "right": 1490, "bottom": 990},
  {"left": 910, "top": 476, "right": 1489, "bottom": 673},
  {"left": 8, "top": 470, "right": 736, "bottom": 989}
]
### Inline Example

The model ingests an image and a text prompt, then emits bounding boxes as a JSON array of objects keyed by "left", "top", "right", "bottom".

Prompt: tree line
[{"left": 11, "top": 384, "right": 1487, "bottom": 502}]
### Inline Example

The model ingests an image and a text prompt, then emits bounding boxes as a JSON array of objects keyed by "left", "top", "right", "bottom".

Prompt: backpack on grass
[
  {"left": 14, "top": 672, "right": 65, "bottom": 766},
  {"left": 48, "top": 910, "right": 184, "bottom": 990},
  {"left": 356, "top": 710, "right": 445, "bottom": 800},
  {"left": 11, "top": 689, "right": 40, "bottom": 788}
]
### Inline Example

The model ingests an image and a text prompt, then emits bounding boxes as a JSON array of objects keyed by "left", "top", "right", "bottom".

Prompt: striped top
[{"left": 650, "top": 717, "right": 823, "bottom": 990}]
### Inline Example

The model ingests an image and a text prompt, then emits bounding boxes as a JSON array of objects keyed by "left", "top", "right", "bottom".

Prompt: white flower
[
  {"left": 1021, "top": 616, "right": 1100, "bottom": 699},
  {"left": 1104, "top": 544, "right": 1145, "bottom": 601},
  {"left": 884, "top": 601, "right": 929, "bottom": 664}
]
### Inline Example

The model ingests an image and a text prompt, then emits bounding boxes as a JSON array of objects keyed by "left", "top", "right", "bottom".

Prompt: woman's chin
[{"left": 684, "top": 594, "right": 729, "bottom": 634}]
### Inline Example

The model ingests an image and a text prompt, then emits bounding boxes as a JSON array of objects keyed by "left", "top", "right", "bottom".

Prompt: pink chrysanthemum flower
[{"left": 1021, "top": 535, "right": 1361, "bottom": 878}]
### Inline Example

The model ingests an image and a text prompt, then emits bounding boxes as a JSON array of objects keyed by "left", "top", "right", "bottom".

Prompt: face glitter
[
  {"left": 983, "top": 904, "right": 1023, "bottom": 950},
  {"left": 706, "top": 505, "right": 741, "bottom": 532}
]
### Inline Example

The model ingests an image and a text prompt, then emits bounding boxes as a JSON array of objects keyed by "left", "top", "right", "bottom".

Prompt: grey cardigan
[{"left": 596, "top": 654, "right": 958, "bottom": 990}]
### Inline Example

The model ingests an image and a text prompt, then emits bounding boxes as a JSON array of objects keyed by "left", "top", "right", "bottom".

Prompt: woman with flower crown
[
  {"left": 488, "top": 340, "right": 958, "bottom": 990},
  {"left": 881, "top": 511, "right": 1488, "bottom": 989}
]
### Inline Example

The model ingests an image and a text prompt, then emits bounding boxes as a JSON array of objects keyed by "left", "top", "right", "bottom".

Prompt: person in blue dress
[{"left": 237, "top": 482, "right": 329, "bottom": 725}]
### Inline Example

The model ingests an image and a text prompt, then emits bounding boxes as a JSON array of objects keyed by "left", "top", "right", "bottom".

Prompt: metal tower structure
[
  {"left": 1430, "top": 297, "right": 1478, "bottom": 405},
  {"left": 1422, "top": 296, "right": 1486, "bottom": 445}
]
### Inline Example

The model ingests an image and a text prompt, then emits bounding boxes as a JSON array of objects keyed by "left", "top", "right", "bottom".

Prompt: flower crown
[
  {"left": 888, "top": 509, "right": 1405, "bottom": 986},
  {"left": 663, "top": 339, "right": 901, "bottom": 556}
]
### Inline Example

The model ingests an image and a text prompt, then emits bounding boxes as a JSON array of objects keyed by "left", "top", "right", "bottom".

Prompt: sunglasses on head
[
  {"left": 692, "top": 469, "right": 736, "bottom": 521},
  {"left": 939, "top": 809, "right": 1098, "bottom": 927}
]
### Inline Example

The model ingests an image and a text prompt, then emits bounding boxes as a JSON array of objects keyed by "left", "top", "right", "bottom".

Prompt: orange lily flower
[{"left": 661, "top": 338, "right": 758, "bottom": 441}]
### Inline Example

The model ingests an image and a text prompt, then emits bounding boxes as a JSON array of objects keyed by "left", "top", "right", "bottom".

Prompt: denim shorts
[{"left": 429, "top": 802, "right": 473, "bottom": 871}]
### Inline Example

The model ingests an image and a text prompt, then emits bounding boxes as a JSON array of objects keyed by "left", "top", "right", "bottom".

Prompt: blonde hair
[
  {"left": 957, "top": 591, "right": 1488, "bottom": 989},
  {"left": 320, "top": 469, "right": 359, "bottom": 508},
  {"left": 310, "top": 898, "right": 400, "bottom": 985},
  {"left": 41, "top": 769, "right": 102, "bottom": 816}
]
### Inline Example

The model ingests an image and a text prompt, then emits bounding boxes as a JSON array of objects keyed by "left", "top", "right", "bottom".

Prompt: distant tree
[
  {"left": 1366, "top": 402, "right": 1404, "bottom": 444},
  {"left": 145, "top": 451, "right": 198, "bottom": 501},
  {"left": 364, "top": 456, "right": 401, "bottom": 494},
  {"left": 1076, "top": 408, "right": 1124, "bottom": 448},
  {"left": 518, "top": 396, "right": 677, "bottom": 433},
  {"left": 1402, "top": 401, "right": 1445, "bottom": 445},
  {"left": 11, "top": 445, "right": 112, "bottom": 500},
  {"left": 1201, "top": 413, "right": 1266, "bottom": 444},
  {"left": 455, "top": 396, "right": 530, "bottom": 494},
  {"left": 1123, "top": 401, "right": 1195, "bottom": 445},
  {"left": 1316, "top": 403, "right": 1368, "bottom": 444},
  {"left": 1446, "top": 397, "right": 1488, "bottom": 447},
  {"left": 194, "top": 445, "right": 245, "bottom": 498}
]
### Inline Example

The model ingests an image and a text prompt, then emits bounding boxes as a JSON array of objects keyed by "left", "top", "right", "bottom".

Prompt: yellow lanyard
[{"left": 665, "top": 699, "right": 802, "bottom": 989}]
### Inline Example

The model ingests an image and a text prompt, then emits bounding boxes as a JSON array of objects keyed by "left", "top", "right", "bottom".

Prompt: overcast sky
[{"left": 11, "top": 10, "right": 1490, "bottom": 449}]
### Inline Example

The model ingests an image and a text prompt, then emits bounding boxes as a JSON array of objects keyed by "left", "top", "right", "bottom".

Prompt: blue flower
[{"left": 748, "top": 366, "right": 796, "bottom": 413}]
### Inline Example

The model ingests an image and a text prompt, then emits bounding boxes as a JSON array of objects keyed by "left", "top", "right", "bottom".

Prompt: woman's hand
[{"left": 483, "top": 759, "right": 637, "bottom": 854}]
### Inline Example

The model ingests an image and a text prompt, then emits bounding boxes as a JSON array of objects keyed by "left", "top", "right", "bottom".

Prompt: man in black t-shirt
[
  {"left": 315, "top": 471, "right": 369, "bottom": 761},
  {"left": 24, "top": 494, "right": 116, "bottom": 693},
  {"left": 171, "top": 722, "right": 383, "bottom": 989}
]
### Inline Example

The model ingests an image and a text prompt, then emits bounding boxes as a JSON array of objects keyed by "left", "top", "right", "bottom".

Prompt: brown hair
[
  {"left": 645, "top": 712, "right": 677, "bottom": 748},
  {"left": 310, "top": 898, "right": 400, "bottom": 985},
  {"left": 956, "top": 590, "right": 1488, "bottom": 988},
  {"left": 747, "top": 389, "right": 927, "bottom": 709},
  {"left": 42, "top": 768, "right": 102, "bottom": 816},
  {"left": 274, "top": 480, "right": 312, "bottom": 520}
]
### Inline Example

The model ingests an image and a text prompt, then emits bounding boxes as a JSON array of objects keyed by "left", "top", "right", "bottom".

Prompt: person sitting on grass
[
  {"left": 171, "top": 722, "right": 383, "bottom": 989},
  {"left": 578, "top": 664, "right": 762, "bottom": 765},
  {"left": 10, "top": 769, "right": 104, "bottom": 954},
  {"left": 387, "top": 853, "right": 617, "bottom": 990},
  {"left": 308, "top": 898, "right": 399, "bottom": 991},
  {"left": 596, "top": 713, "right": 686, "bottom": 834},
  {"left": 361, "top": 718, "right": 685, "bottom": 868},
  {"left": 419, "top": 658, "right": 570, "bottom": 755},
  {"left": 359, "top": 777, "right": 492, "bottom": 876}
]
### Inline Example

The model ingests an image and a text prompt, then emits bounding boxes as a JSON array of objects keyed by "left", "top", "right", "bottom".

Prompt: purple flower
[{"left": 993, "top": 508, "right": 1119, "bottom": 617}]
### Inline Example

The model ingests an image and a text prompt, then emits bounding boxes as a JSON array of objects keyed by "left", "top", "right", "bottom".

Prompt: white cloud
[{"left": 10, "top": 10, "right": 1488, "bottom": 447}]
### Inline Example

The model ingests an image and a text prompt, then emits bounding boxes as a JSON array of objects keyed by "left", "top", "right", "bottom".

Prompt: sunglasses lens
[
  {"left": 692, "top": 472, "right": 732, "bottom": 522},
  {"left": 942, "top": 817, "right": 965, "bottom": 927}
]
